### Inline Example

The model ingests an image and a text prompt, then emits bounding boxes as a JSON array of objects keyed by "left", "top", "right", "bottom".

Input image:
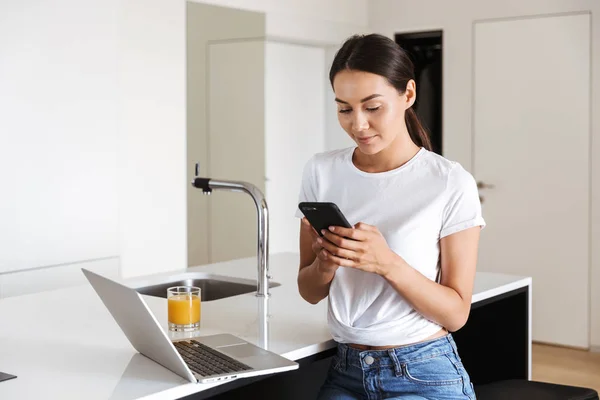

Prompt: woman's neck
[{"left": 353, "top": 135, "right": 421, "bottom": 174}]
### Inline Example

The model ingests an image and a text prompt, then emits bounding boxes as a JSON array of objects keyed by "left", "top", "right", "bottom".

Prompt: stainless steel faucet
[{"left": 191, "top": 163, "right": 270, "bottom": 297}]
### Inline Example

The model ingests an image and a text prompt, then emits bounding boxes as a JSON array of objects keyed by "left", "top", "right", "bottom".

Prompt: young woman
[{"left": 296, "top": 34, "right": 485, "bottom": 400}]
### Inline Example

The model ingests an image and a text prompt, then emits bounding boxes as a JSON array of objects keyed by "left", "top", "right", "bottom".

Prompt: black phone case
[{"left": 298, "top": 202, "right": 352, "bottom": 236}]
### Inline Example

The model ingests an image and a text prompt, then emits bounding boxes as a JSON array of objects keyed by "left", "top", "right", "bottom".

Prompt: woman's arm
[
  {"left": 297, "top": 219, "right": 339, "bottom": 305},
  {"left": 382, "top": 227, "right": 480, "bottom": 331},
  {"left": 318, "top": 224, "right": 481, "bottom": 331}
]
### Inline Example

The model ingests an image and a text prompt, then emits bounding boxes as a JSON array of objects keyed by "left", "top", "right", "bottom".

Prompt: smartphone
[{"left": 298, "top": 202, "right": 352, "bottom": 236}]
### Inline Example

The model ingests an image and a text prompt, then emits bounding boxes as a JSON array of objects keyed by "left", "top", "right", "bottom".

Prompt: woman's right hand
[{"left": 301, "top": 218, "right": 339, "bottom": 274}]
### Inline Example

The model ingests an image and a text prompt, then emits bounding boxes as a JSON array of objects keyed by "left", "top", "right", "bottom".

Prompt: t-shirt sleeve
[
  {"left": 440, "top": 164, "right": 486, "bottom": 239},
  {"left": 294, "top": 155, "right": 318, "bottom": 218}
]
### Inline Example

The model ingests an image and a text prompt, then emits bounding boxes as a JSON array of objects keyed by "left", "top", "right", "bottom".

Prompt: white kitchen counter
[{"left": 0, "top": 252, "right": 531, "bottom": 400}]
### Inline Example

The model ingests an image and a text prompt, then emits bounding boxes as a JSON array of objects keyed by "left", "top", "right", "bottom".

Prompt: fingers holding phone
[
  {"left": 299, "top": 202, "right": 354, "bottom": 274},
  {"left": 301, "top": 217, "right": 322, "bottom": 252},
  {"left": 301, "top": 217, "right": 339, "bottom": 274}
]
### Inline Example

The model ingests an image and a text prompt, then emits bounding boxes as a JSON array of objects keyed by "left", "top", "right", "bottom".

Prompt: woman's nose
[{"left": 352, "top": 113, "right": 369, "bottom": 131}]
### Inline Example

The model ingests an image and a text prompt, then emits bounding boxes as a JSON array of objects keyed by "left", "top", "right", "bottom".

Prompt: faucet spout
[{"left": 191, "top": 174, "right": 270, "bottom": 298}]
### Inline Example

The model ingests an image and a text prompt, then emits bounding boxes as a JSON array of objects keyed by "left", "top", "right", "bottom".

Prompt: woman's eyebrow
[{"left": 334, "top": 94, "right": 383, "bottom": 104}]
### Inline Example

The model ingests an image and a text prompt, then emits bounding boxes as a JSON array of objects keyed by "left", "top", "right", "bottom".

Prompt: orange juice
[{"left": 168, "top": 294, "right": 201, "bottom": 326}]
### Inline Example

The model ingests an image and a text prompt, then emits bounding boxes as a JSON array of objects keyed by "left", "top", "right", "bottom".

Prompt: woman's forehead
[{"left": 333, "top": 70, "right": 393, "bottom": 100}]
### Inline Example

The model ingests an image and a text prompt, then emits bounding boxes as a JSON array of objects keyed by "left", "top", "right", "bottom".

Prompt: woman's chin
[{"left": 355, "top": 141, "right": 384, "bottom": 155}]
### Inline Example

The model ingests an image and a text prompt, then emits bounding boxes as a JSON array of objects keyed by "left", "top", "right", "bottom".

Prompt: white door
[
  {"left": 265, "top": 41, "right": 326, "bottom": 254},
  {"left": 473, "top": 13, "right": 591, "bottom": 348}
]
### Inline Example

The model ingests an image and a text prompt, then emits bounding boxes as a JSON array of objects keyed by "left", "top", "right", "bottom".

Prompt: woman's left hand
[{"left": 317, "top": 222, "right": 399, "bottom": 276}]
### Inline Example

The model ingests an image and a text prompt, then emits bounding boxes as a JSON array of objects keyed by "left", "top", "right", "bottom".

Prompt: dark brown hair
[{"left": 329, "top": 33, "right": 432, "bottom": 151}]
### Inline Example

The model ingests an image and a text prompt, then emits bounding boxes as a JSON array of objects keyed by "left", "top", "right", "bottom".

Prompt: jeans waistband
[{"left": 336, "top": 334, "right": 459, "bottom": 372}]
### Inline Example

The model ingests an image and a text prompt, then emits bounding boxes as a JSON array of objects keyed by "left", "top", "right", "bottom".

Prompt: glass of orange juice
[{"left": 167, "top": 286, "right": 201, "bottom": 332}]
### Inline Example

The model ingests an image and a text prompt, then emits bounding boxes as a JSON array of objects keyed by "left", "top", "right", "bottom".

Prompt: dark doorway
[{"left": 395, "top": 31, "right": 443, "bottom": 155}]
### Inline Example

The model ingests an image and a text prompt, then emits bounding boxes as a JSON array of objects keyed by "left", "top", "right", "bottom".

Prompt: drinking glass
[{"left": 167, "top": 286, "right": 201, "bottom": 332}]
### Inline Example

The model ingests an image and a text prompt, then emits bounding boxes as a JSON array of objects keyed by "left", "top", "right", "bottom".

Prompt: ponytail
[{"left": 405, "top": 107, "right": 432, "bottom": 151}]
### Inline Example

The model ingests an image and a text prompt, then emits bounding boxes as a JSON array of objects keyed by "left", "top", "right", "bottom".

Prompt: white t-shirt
[{"left": 295, "top": 146, "right": 486, "bottom": 346}]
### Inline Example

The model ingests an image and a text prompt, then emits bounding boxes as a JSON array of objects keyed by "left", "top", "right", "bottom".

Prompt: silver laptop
[{"left": 81, "top": 269, "right": 298, "bottom": 384}]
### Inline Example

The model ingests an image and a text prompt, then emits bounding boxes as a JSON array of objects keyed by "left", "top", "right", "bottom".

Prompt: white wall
[
  {"left": 117, "top": 0, "right": 187, "bottom": 278},
  {"left": 0, "top": 0, "right": 187, "bottom": 284},
  {"left": 0, "top": 0, "right": 119, "bottom": 274},
  {"left": 189, "top": 0, "right": 369, "bottom": 45},
  {"left": 369, "top": 0, "right": 600, "bottom": 349}
]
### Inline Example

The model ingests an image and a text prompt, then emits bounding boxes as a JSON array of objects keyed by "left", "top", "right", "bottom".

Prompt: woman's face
[{"left": 332, "top": 70, "right": 415, "bottom": 155}]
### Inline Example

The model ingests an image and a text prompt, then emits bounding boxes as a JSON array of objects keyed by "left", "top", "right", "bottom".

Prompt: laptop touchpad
[{"left": 219, "top": 344, "right": 269, "bottom": 359}]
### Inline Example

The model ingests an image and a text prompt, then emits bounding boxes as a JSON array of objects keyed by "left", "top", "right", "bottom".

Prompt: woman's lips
[{"left": 357, "top": 136, "right": 375, "bottom": 144}]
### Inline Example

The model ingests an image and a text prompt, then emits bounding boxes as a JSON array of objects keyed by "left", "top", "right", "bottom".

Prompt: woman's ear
[{"left": 404, "top": 79, "right": 417, "bottom": 109}]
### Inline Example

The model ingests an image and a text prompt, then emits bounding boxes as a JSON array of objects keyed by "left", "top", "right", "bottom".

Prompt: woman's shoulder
[
  {"left": 305, "top": 146, "right": 354, "bottom": 168},
  {"left": 418, "top": 149, "right": 456, "bottom": 174},
  {"left": 419, "top": 149, "right": 477, "bottom": 192}
]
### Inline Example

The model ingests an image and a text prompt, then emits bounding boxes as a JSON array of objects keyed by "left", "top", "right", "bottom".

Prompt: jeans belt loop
[
  {"left": 447, "top": 335, "right": 458, "bottom": 353},
  {"left": 387, "top": 348, "right": 403, "bottom": 377}
]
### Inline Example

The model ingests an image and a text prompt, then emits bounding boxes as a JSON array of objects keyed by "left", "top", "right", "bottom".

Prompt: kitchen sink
[{"left": 132, "top": 273, "right": 280, "bottom": 302}]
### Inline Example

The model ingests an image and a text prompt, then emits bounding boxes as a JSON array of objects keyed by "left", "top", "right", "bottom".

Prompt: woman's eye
[
  {"left": 338, "top": 109, "right": 352, "bottom": 114},
  {"left": 366, "top": 106, "right": 380, "bottom": 112}
]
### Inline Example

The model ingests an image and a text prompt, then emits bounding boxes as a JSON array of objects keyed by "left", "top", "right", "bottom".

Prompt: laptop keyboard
[{"left": 174, "top": 340, "right": 252, "bottom": 377}]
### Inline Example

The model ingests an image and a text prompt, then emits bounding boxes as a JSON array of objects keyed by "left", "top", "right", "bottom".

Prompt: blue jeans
[{"left": 317, "top": 334, "right": 476, "bottom": 400}]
